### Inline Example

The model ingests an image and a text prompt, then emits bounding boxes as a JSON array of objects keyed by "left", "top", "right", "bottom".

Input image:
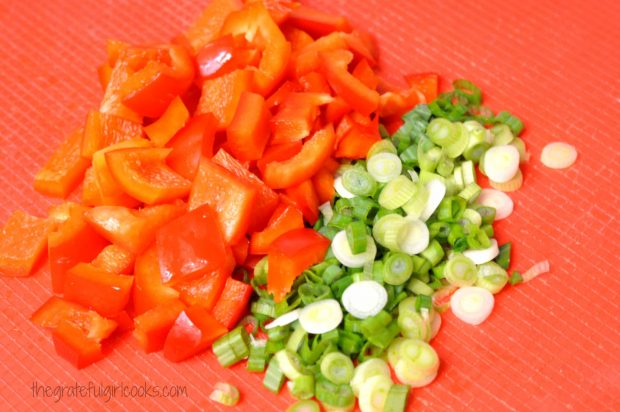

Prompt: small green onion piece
[
  {"left": 315, "top": 376, "right": 356, "bottom": 409},
  {"left": 331, "top": 275, "right": 354, "bottom": 300},
  {"left": 491, "top": 124, "right": 514, "bottom": 146},
  {"left": 399, "top": 144, "right": 418, "bottom": 166},
  {"left": 367, "top": 152, "right": 403, "bottom": 183},
  {"left": 402, "top": 184, "right": 429, "bottom": 218},
  {"left": 263, "top": 356, "right": 286, "bottom": 393},
  {"left": 481, "top": 223, "right": 494, "bottom": 238},
  {"left": 389, "top": 338, "right": 439, "bottom": 388},
  {"left": 462, "top": 208, "right": 482, "bottom": 227},
  {"left": 418, "top": 170, "right": 446, "bottom": 186},
  {"left": 338, "top": 330, "right": 365, "bottom": 356},
  {"left": 473, "top": 205, "right": 496, "bottom": 225},
  {"left": 372, "top": 214, "right": 405, "bottom": 251},
  {"left": 453, "top": 79, "right": 482, "bottom": 105},
  {"left": 322, "top": 264, "right": 345, "bottom": 284},
  {"left": 383, "top": 252, "right": 414, "bottom": 285},
  {"left": 252, "top": 298, "right": 276, "bottom": 318},
  {"left": 209, "top": 382, "right": 240, "bottom": 406},
  {"left": 253, "top": 256, "right": 269, "bottom": 285},
  {"left": 287, "top": 399, "right": 320, "bottom": 412},
  {"left": 426, "top": 118, "right": 458, "bottom": 148},
  {"left": 464, "top": 142, "right": 491, "bottom": 163},
  {"left": 463, "top": 121, "right": 487, "bottom": 152},
  {"left": 328, "top": 213, "right": 354, "bottom": 230},
  {"left": 342, "top": 167, "right": 377, "bottom": 197},
  {"left": 495, "top": 242, "right": 512, "bottom": 269},
  {"left": 444, "top": 253, "right": 477, "bottom": 287},
  {"left": 266, "top": 339, "right": 286, "bottom": 355},
  {"left": 461, "top": 160, "right": 476, "bottom": 185},
  {"left": 247, "top": 340, "right": 268, "bottom": 372},
  {"left": 378, "top": 175, "right": 416, "bottom": 210},
  {"left": 436, "top": 155, "right": 455, "bottom": 177},
  {"left": 268, "top": 325, "right": 292, "bottom": 342},
  {"left": 437, "top": 196, "right": 467, "bottom": 222},
  {"left": 412, "top": 255, "right": 431, "bottom": 276},
  {"left": 495, "top": 111, "right": 524, "bottom": 135},
  {"left": 368, "top": 139, "right": 398, "bottom": 158},
  {"left": 417, "top": 144, "right": 443, "bottom": 172},
  {"left": 359, "top": 375, "right": 393, "bottom": 412},
  {"left": 287, "top": 325, "right": 307, "bottom": 352},
  {"left": 415, "top": 294, "right": 433, "bottom": 311},
  {"left": 367, "top": 320, "right": 400, "bottom": 349},
  {"left": 319, "top": 202, "right": 334, "bottom": 224},
  {"left": 299, "top": 283, "right": 333, "bottom": 305},
  {"left": 361, "top": 311, "right": 392, "bottom": 337},
  {"left": 509, "top": 271, "right": 524, "bottom": 285},
  {"left": 398, "top": 298, "right": 431, "bottom": 341},
  {"left": 420, "top": 240, "right": 445, "bottom": 266},
  {"left": 476, "top": 261, "right": 509, "bottom": 294},
  {"left": 407, "top": 278, "right": 435, "bottom": 297},
  {"left": 510, "top": 137, "right": 529, "bottom": 163},
  {"left": 275, "top": 349, "right": 304, "bottom": 381},
  {"left": 288, "top": 375, "right": 315, "bottom": 401},
  {"left": 212, "top": 326, "right": 251, "bottom": 368},
  {"left": 384, "top": 384, "right": 411, "bottom": 412},
  {"left": 350, "top": 358, "right": 391, "bottom": 396},
  {"left": 344, "top": 314, "right": 364, "bottom": 333},
  {"left": 444, "top": 122, "right": 470, "bottom": 159},
  {"left": 432, "top": 262, "right": 446, "bottom": 279},
  {"left": 320, "top": 351, "right": 355, "bottom": 385},
  {"left": 350, "top": 196, "right": 379, "bottom": 221},
  {"left": 345, "top": 221, "right": 368, "bottom": 254},
  {"left": 458, "top": 183, "right": 482, "bottom": 203},
  {"left": 319, "top": 225, "right": 340, "bottom": 241}
]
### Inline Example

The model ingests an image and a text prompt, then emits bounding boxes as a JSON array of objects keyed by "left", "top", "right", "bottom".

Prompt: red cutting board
[{"left": 0, "top": 0, "right": 619, "bottom": 410}]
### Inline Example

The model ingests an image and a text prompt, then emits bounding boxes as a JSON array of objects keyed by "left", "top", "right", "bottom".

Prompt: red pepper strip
[
  {"left": 166, "top": 114, "right": 218, "bottom": 181},
  {"left": 212, "top": 277, "right": 253, "bottom": 329},
  {"left": 133, "top": 245, "right": 180, "bottom": 316},
  {"left": 352, "top": 59, "right": 379, "bottom": 90},
  {"left": 248, "top": 0, "right": 299, "bottom": 25},
  {"left": 263, "top": 124, "right": 336, "bottom": 189},
  {"left": 283, "top": 179, "right": 320, "bottom": 224},
  {"left": 342, "top": 30, "right": 378, "bottom": 67},
  {"left": 287, "top": 4, "right": 351, "bottom": 37},
  {"left": 173, "top": 262, "right": 233, "bottom": 310},
  {"left": 404, "top": 72, "right": 439, "bottom": 103},
  {"left": 52, "top": 320, "right": 105, "bottom": 369},
  {"left": 163, "top": 306, "right": 228, "bottom": 362},
  {"left": 270, "top": 92, "right": 334, "bottom": 145},
  {"left": 189, "top": 158, "right": 257, "bottom": 244},
  {"left": 196, "top": 34, "right": 260, "bottom": 81},
  {"left": 335, "top": 121, "right": 381, "bottom": 159},
  {"left": 82, "top": 110, "right": 144, "bottom": 159},
  {"left": 143, "top": 96, "right": 190, "bottom": 147},
  {"left": 256, "top": 142, "right": 303, "bottom": 175},
  {"left": 250, "top": 203, "right": 304, "bottom": 255},
  {"left": 84, "top": 202, "right": 185, "bottom": 255},
  {"left": 312, "top": 168, "right": 335, "bottom": 204},
  {"left": 91, "top": 244, "right": 135, "bottom": 275},
  {"left": 195, "top": 69, "right": 253, "bottom": 130},
  {"left": 293, "top": 32, "right": 347, "bottom": 78},
  {"left": 320, "top": 49, "right": 380, "bottom": 116},
  {"left": 81, "top": 167, "right": 104, "bottom": 207},
  {"left": 267, "top": 228, "right": 330, "bottom": 302},
  {"left": 299, "top": 72, "right": 331, "bottom": 94},
  {"left": 284, "top": 27, "right": 314, "bottom": 52},
  {"left": 0, "top": 211, "right": 53, "bottom": 278},
  {"left": 226, "top": 91, "right": 271, "bottom": 161},
  {"left": 120, "top": 45, "right": 195, "bottom": 119},
  {"left": 325, "top": 96, "right": 352, "bottom": 124},
  {"left": 231, "top": 237, "right": 249, "bottom": 266},
  {"left": 31, "top": 296, "right": 118, "bottom": 340},
  {"left": 34, "top": 128, "right": 90, "bottom": 199},
  {"left": 98, "top": 64, "right": 113, "bottom": 91},
  {"left": 220, "top": 1, "right": 291, "bottom": 96},
  {"left": 184, "top": 0, "right": 243, "bottom": 54},
  {"left": 156, "top": 204, "right": 233, "bottom": 285},
  {"left": 133, "top": 299, "right": 186, "bottom": 353}
]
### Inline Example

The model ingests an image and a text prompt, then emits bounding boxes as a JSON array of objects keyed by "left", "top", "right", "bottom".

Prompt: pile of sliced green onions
[{"left": 211, "top": 80, "right": 531, "bottom": 412}]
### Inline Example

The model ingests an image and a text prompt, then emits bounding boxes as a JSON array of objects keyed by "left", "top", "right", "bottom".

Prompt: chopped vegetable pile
[{"left": 0, "top": 0, "right": 569, "bottom": 411}]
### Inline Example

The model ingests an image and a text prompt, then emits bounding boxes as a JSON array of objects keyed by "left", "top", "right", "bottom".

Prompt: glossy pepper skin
[
  {"left": 212, "top": 277, "right": 253, "bottom": 329},
  {"left": 133, "top": 299, "right": 186, "bottom": 353},
  {"left": 250, "top": 203, "right": 304, "bottom": 255}
]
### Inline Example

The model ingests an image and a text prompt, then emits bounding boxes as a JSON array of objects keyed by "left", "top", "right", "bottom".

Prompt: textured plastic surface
[{"left": 1, "top": 0, "right": 619, "bottom": 410}]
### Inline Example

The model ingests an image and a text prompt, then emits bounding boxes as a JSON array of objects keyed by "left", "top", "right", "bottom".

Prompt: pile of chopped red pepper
[{"left": 0, "top": 0, "right": 437, "bottom": 369}]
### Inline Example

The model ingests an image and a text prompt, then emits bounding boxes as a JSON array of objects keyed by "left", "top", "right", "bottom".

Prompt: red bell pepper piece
[
  {"left": 312, "top": 168, "right": 336, "bottom": 204},
  {"left": 49, "top": 206, "right": 109, "bottom": 293},
  {"left": 91, "top": 244, "right": 135, "bottom": 274},
  {"left": 321, "top": 49, "right": 380, "bottom": 116},
  {"left": 47, "top": 201, "right": 82, "bottom": 226},
  {"left": 64, "top": 263, "right": 134, "bottom": 317},
  {"left": 81, "top": 167, "right": 105, "bottom": 207},
  {"left": 84, "top": 202, "right": 186, "bottom": 254},
  {"left": 196, "top": 69, "right": 253, "bottom": 130},
  {"left": 163, "top": 306, "right": 228, "bottom": 362},
  {"left": 352, "top": 59, "right": 379, "bottom": 90},
  {"left": 82, "top": 110, "right": 144, "bottom": 159},
  {"left": 299, "top": 72, "right": 331, "bottom": 94},
  {"left": 111, "top": 311, "right": 134, "bottom": 334},
  {"left": 220, "top": 1, "right": 291, "bottom": 95},
  {"left": 52, "top": 321, "right": 105, "bottom": 369},
  {"left": 174, "top": 261, "right": 233, "bottom": 310},
  {"left": 184, "top": 0, "right": 243, "bottom": 54},
  {"left": 263, "top": 124, "right": 336, "bottom": 189},
  {"left": 156, "top": 204, "right": 233, "bottom": 285},
  {"left": 98, "top": 63, "right": 113, "bottom": 91},
  {"left": 34, "top": 128, "right": 90, "bottom": 198},
  {"left": 0, "top": 211, "right": 53, "bottom": 277},
  {"left": 120, "top": 45, "right": 195, "bottom": 119},
  {"left": 31, "top": 296, "right": 118, "bottom": 340},
  {"left": 266, "top": 80, "right": 302, "bottom": 108},
  {"left": 143, "top": 96, "right": 190, "bottom": 147},
  {"left": 404, "top": 72, "right": 439, "bottom": 103},
  {"left": 133, "top": 245, "right": 180, "bottom": 316},
  {"left": 133, "top": 299, "right": 186, "bottom": 353},
  {"left": 99, "top": 55, "right": 143, "bottom": 124},
  {"left": 256, "top": 141, "right": 303, "bottom": 175},
  {"left": 105, "top": 147, "right": 192, "bottom": 205},
  {"left": 212, "top": 149, "right": 279, "bottom": 233},
  {"left": 267, "top": 228, "right": 330, "bottom": 302},
  {"left": 335, "top": 119, "right": 381, "bottom": 159},
  {"left": 212, "top": 277, "right": 253, "bottom": 329},
  {"left": 270, "top": 92, "right": 334, "bottom": 145},
  {"left": 342, "top": 30, "right": 378, "bottom": 67},
  {"left": 250, "top": 203, "right": 304, "bottom": 255},
  {"left": 285, "top": 27, "right": 314, "bottom": 52},
  {"left": 249, "top": 0, "right": 299, "bottom": 25},
  {"left": 226, "top": 91, "right": 271, "bottom": 161},
  {"left": 288, "top": 5, "right": 351, "bottom": 37},
  {"left": 293, "top": 32, "right": 347, "bottom": 78},
  {"left": 231, "top": 237, "right": 249, "bottom": 266},
  {"left": 166, "top": 113, "right": 218, "bottom": 180},
  {"left": 283, "top": 179, "right": 320, "bottom": 224},
  {"left": 189, "top": 158, "right": 257, "bottom": 244},
  {"left": 196, "top": 34, "right": 260, "bottom": 81}
]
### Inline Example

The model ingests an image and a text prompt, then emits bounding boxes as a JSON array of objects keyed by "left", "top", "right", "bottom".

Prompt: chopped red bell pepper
[
  {"left": 263, "top": 124, "right": 336, "bottom": 189},
  {"left": 166, "top": 113, "right": 218, "bottom": 180},
  {"left": 91, "top": 244, "right": 135, "bottom": 274},
  {"left": 283, "top": 179, "right": 320, "bottom": 224},
  {"left": 196, "top": 69, "right": 253, "bottom": 130},
  {"left": 231, "top": 237, "right": 249, "bottom": 266},
  {"left": 226, "top": 91, "right": 271, "bottom": 161},
  {"left": 299, "top": 72, "right": 331, "bottom": 94},
  {"left": 312, "top": 168, "right": 336, "bottom": 204},
  {"left": 143, "top": 96, "right": 190, "bottom": 147},
  {"left": 270, "top": 92, "right": 333, "bottom": 145},
  {"left": 212, "top": 277, "right": 253, "bottom": 329},
  {"left": 0, "top": 211, "right": 53, "bottom": 277},
  {"left": 189, "top": 158, "right": 257, "bottom": 244},
  {"left": 63, "top": 263, "right": 134, "bottom": 317},
  {"left": 250, "top": 203, "right": 304, "bottom": 255},
  {"left": 164, "top": 306, "right": 228, "bottom": 362},
  {"left": 133, "top": 299, "right": 186, "bottom": 353},
  {"left": 196, "top": 34, "right": 260, "bottom": 81},
  {"left": 404, "top": 72, "right": 439, "bottom": 103},
  {"left": 105, "top": 147, "right": 192, "bottom": 205},
  {"left": 156, "top": 204, "right": 234, "bottom": 285},
  {"left": 212, "top": 149, "right": 279, "bottom": 233},
  {"left": 81, "top": 167, "right": 105, "bottom": 206},
  {"left": 267, "top": 228, "right": 330, "bottom": 302},
  {"left": 256, "top": 141, "right": 303, "bottom": 175},
  {"left": 293, "top": 32, "right": 347, "bottom": 78},
  {"left": 321, "top": 49, "right": 380, "bottom": 116},
  {"left": 133, "top": 245, "right": 180, "bottom": 316},
  {"left": 98, "top": 63, "right": 113, "bottom": 91},
  {"left": 184, "top": 0, "right": 243, "bottom": 54},
  {"left": 352, "top": 59, "right": 379, "bottom": 90},
  {"left": 284, "top": 27, "right": 314, "bottom": 52},
  {"left": 342, "top": 30, "right": 378, "bottom": 67},
  {"left": 52, "top": 321, "right": 105, "bottom": 369},
  {"left": 84, "top": 202, "right": 186, "bottom": 254},
  {"left": 34, "top": 128, "right": 90, "bottom": 199},
  {"left": 287, "top": 5, "right": 351, "bottom": 37},
  {"left": 325, "top": 96, "right": 352, "bottom": 124},
  {"left": 266, "top": 80, "right": 302, "bottom": 108},
  {"left": 335, "top": 119, "right": 381, "bottom": 159},
  {"left": 173, "top": 263, "right": 233, "bottom": 310},
  {"left": 82, "top": 110, "right": 144, "bottom": 159},
  {"left": 250, "top": 0, "right": 299, "bottom": 25}
]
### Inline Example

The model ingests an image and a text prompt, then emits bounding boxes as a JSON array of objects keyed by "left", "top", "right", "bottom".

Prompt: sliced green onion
[
  {"left": 209, "top": 382, "right": 240, "bottom": 406},
  {"left": 397, "top": 297, "right": 432, "bottom": 341},
  {"left": 453, "top": 79, "right": 482, "bottom": 105},
  {"left": 319, "top": 202, "right": 334, "bottom": 224},
  {"left": 322, "top": 264, "right": 345, "bottom": 284},
  {"left": 402, "top": 184, "right": 429, "bottom": 218},
  {"left": 345, "top": 221, "right": 368, "bottom": 254},
  {"left": 329, "top": 213, "right": 354, "bottom": 230},
  {"left": 268, "top": 325, "right": 292, "bottom": 342},
  {"left": 463, "top": 120, "right": 487, "bottom": 150},
  {"left": 436, "top": 155, "right": 455, "bottom": 177},
  {"left": 418, "top": 170, "right": 446, "bottom": 185},
  {"left": 247, "top": 340, "right": 268, "bottom": 373},
  {"left": 342, "top": 167, "right": 377, "bottom": 197},
  {"left": 494, "top": 242, "right": 511, "bottom": 269},
  {"left": 458, "top": 183, "right": 482, "bottom": 203},
  {"left": 384, "top": 384, "right": 411, "bottom": 412},
  {"left": 368, "top": 139, "right": 397, "bottom": 158},
  {"left": 372, "top": 214, "right": 405, "bottom": 251},
  {"left": 476, "top": 261, "right": 509, "bottom": 294},
  {"left": 341, "top": 280, "right": 388, "bottom": 319},
  {"left": 463, "top": 238, "right": 499, "bottom": 264},
  {"left": 334, "top": 176, "right": 356, "bottom": 199},
  {"left": 331, "top": 275, "right": 354, "bottom": 300},
  {"left": 420, "top": 179, "right": 447, "bottom": 221},
  {"left": 288, "top": 375, "right": 315, "bottom": 400},
  {"left": 450, "top": 286, "right": 495, "bottom": 325},
  {"left": 315, "top": 376, "right": 355, "bottom": 409},
  {"left": 298, "top": 299, "right": 343, "bottom": 335},
  {"left": 274, "top": 349, "right": 304, "bottom": 380},
  {"left": 359, "top": 375, "right": 393, "bottom": 412},
  {"left": 399, "top": 144, "right": 418, "bottom": 166},
  {"left": 350, "top": 196, "right": 379, "bottom": 221},
  {"left": 417, "top": 144, "right": 443, "bottom": 172},
  {"left": 378, "top": 175, "right": 416, "bottom": 210},
  {"left": 263, "top": 356, "right": 286, "bottom": 393},
  {"left": 299, "top": 283, "right": 333, "bottom": 305},
  {"left": 483, "top": 145, "right": 520, "bottom": 183},
  {"left": 350, "top": 358, "right": 391, "bottom": 397},
  {"left": 437, "top": 196, "right": 467, "bottom": 222},
  {"left": 367, "top": 152, "right": 402, "bottom": 183},
  {"left": 389, "top": 338, "right": 439, "bottom": 388},
  {"left": 476, "top": 189, "right": 513, "bottom": 221},
  {"left": 407, "top": 278, "right": 434, "bottom": 296},
  {"left": 495, "top": 111, "right": 524, "bottom": 135},
  {"left": 252, "top": 298, "right": 276, "bottom": 319},
  {"left": 509, "top": 271, "right": 523, "bottom": 285},
  {"left": 360, "top": 311, "right": 392, "bottom": 337},
  {"left": 420, "top": 239, "right": 444, "bottom": 266},
  {"left": 332, "top": 230, "right": 377, "bottom": 268},
  {"left": 266, "top": 339, "right": 286, "bottom": 355},
  {"left": 212, "top": 326, "right": 251, "bottom": 368},
  {"left": 338, "top": 330, "right": 364, "bottom": 356},
  {"left": 254, "top": 256, "right": 269, "bottom": 285},
  {"left": 473, "top": 204, "right": 496, "bottom": 225},
  {"left": 461, "top": 208, "right": 482, "bottom": 227},
  {"left": 287, "top": 399, "right": 320, "bottom": 412},
  {"left": 510, "top": 137, "right": 529, "bottom": 163},
  {"left": 321, "top": 351, "right": 355, "bottom": 384},
  {"left": 444, "top": 253, "right": 477, "bottom": 287},
  {"left": 286, "top": 325, "right": 307, "bottom": 352},
  {"left": 426, "top": 118, "right": 458, "bottom": 147},
  {"left": 461, "top": 160, "right": 476, "bottom": 185},
  {"left": 383, "top": 252, "right": 414, "bottom": 285},
  {"left": 491, "top": 124, "right": 514, "bottom": 146},
  {"left": 444, "top": 122, "right": 470, "bottom": 158}
]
